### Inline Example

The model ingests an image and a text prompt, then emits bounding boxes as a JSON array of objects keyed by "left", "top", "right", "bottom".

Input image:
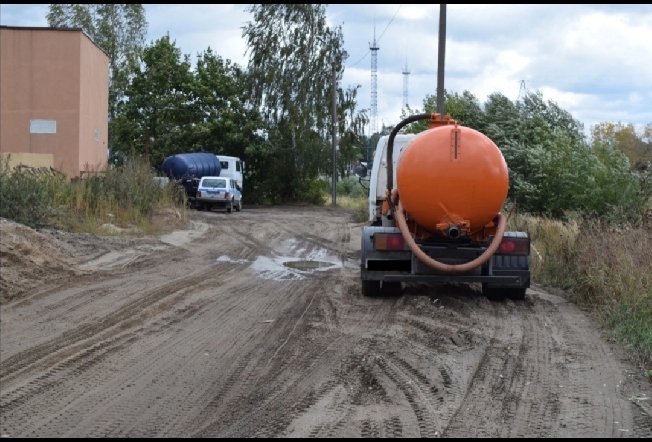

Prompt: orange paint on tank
[{"left": 396, "top": 125, "right": 508, "bottom": 234}]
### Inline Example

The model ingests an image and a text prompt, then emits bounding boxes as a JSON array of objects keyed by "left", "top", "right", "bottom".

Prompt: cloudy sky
[{"left": 3, "top": 4, "right": 651, "bottom": 137}]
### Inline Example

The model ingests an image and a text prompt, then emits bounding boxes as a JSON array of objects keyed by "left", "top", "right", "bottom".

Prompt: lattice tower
[
  {"left": 369, "top": 28, "right": 379, "bottom": 135},
  {"left": 402, "top": 58, "right": 410, "bottom": 108}
]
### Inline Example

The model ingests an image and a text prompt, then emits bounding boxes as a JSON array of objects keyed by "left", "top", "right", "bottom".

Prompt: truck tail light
[
  {"left": 224, "top": 192, "right": 230, "bottom": 199},
  {"left": 374, "top": 233, "right": 406, "bottom": 250},
  {"left": 196, "top": 191, "right": 201, "bottom": 197},
  {"left": 498, "top": 237, "right": 529, "bottom": 255}
]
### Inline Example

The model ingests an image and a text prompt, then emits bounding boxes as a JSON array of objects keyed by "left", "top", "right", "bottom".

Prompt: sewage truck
[
  {"left": 360, "top": 114, "right": 531, "bottom": 300},
  {"left": 360, "top": 4, "right": 530, "bottom": 300}
]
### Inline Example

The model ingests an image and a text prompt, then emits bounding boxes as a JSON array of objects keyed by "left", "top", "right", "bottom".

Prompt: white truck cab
[
  {"left": 367, "top": 134, "right": 417, "bottom": 225},
  {"left": 217, "top": 156, "right": 245, "bottom": 190}
]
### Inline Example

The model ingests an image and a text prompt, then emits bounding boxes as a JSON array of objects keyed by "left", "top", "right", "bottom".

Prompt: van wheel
[
  {"left": 235, "top": 200, "right": 242, "bottom": 212},
  {"left": 227, "top": 200, "right": 233, "bottom": 213}
]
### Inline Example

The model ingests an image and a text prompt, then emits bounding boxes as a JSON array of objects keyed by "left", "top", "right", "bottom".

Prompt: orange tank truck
[{"left": 359, "top": 113, "right": 531, "bottom": 300}]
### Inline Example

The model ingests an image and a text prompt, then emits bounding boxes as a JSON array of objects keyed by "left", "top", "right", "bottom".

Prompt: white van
[{"left": 216, "top": 156, "right": 245, "bottom": 190}]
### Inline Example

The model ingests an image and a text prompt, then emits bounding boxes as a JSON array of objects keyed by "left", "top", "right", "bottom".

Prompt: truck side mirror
[{"left": 354, "top": 165, "right": 367, "bottom": 177}]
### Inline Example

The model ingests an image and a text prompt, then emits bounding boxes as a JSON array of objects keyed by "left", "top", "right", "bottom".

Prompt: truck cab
[
  {"left": 368, "top": 134, "right": 416, "bottom": 225},
  {"left": 217, "top": 156, "right": 245, "bottom": 191}
]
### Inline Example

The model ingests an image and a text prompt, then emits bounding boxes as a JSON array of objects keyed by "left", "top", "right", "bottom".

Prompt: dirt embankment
[{"left": 1, "top": 207, "right": 650, "bottom": 437}]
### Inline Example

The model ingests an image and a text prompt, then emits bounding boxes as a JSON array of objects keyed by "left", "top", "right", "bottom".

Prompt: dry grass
[
  {"left": 0, "top": 156, "right": 188, "bottom": 235},
  {"left": 336, "top": 195, "right": 368, "bottom": 223},
  {"left": 509, "top": 212, "right": 652, "bottom": 371}
]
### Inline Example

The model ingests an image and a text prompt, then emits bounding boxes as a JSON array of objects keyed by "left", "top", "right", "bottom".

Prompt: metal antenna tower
[
  {"left": 517, "top": 80, "right": 527, "bottom": 101},
  {"left": 369, "top": 25, "right": 379, "bottom": 135},
  {"left": 402, "top": 55, "right": 410, "bottom": 108}
]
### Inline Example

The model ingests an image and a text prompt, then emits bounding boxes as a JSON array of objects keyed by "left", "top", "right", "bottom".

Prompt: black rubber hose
[{"left": 386, "top": 113, "right": 433, "bottom": 193}]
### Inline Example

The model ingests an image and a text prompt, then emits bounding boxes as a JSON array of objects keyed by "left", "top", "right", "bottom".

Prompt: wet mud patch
[{"left": 282, "top": 260, "right": 336, "bottom": 271}]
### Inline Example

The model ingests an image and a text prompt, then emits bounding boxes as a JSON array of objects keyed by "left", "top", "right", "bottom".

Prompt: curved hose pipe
[
  {"left": 392, "top": 192, "right": 507, "bottom": 273},
  {"left": 386, "top": 113, "right": 434, "bottom": 193}
]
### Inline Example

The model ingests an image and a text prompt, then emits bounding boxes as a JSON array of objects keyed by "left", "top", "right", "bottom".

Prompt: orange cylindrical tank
[{"left": 396, "top": 125, "right": 508, "bottom": 235}]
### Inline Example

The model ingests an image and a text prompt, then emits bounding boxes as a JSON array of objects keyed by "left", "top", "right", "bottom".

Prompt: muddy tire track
[{"left": 1, "top": 207, "right": 649, "bottom": 438}]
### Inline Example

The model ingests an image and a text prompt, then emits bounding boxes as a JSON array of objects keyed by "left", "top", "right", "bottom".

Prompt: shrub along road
[{"left": 1, "top": 206, "right": 650, "bottom": 437}]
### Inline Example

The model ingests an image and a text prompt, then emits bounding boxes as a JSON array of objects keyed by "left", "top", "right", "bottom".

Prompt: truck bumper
[{"left": 360, "top": 226, "right": 530, "bottom": 289}]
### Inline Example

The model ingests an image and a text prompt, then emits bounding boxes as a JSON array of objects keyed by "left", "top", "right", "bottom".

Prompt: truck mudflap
[{"left": 360, "top": 226, "right": 530, "bottom": 290}]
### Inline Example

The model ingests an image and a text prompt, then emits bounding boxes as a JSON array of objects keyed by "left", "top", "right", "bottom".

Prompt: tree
[
  {"left": 400, "top": 88, "right": 646, "bottom": 221},
  {"left": 592, "top": 122, "right": 652, "bottom": 170},
  {"left": 399, "top": 90, "right": 485, "bottom": 134},
  {"left": 336, "top": 85, "right": 368, "bottom": 178},
  {"left": 242, "top": 4, "right": 350, "bottom": 200},
  {"left": 110, "top": 38, "right": 275, "bottom": 203},
  {"left": 111, "top": 35, "right": 196, "bottom": 167},
  {"left": 47, "top": 5, "right": 148, "bottom": 131}
]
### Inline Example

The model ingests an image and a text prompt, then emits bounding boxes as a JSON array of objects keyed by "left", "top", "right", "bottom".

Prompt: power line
[
  {"left": 346, "top": 4, "right": 402, "bottom": 69},
  {"left": 377, "top": 4, "right": 401, "bottom": 43},
  {"left": 347, "top": 50, "right": 369, "bottom": 69}
]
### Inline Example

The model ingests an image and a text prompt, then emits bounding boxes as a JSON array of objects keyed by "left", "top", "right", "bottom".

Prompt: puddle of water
[
  {"left": 249, "top": 254, "right": 341, "bottom": 281},
  {"left": 282, "top": 260, "right": 335, "bottom": 271},
  {"left": 216, "top": 255, "right": 249, "bottom": 264}
]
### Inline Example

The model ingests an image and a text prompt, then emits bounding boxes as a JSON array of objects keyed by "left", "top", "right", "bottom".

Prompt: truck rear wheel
[
  {"left": 362, "top": 280, "right": 381, "bottom": 297},
  {"left": 227, "top": 200, "right": 233, "bottom": 213},
  {"left": 382, "top": 281, "right": 402, "bottom": 296},
  {"left": 506, "top": 288, "right": 527, "bottom": 301},
  {"left": 482, "top": 283, "right": 505, "bottom": 301}
]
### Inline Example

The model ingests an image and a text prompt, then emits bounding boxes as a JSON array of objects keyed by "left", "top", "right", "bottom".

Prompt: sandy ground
[{"left": 0, "top": 206, "right": 650, "bottom": 437}]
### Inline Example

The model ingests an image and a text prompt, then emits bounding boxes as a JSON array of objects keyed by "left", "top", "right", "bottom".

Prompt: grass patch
[
  {"left": 316, "top": 175, "right": 368, "bottom": 223},
  {"left": 337, "top": 195, "right": 368, "bottom": 223},
  {"left": 0, "top": 155, "right": 187, "bottom": 234}
]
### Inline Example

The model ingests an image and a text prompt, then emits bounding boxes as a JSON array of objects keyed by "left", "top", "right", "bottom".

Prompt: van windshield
[{"left": 202, "top": 178, "right": 227, "bottom": 188}]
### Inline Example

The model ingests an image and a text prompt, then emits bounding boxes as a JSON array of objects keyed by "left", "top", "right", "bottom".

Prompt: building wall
[
  {"left": 78, "top": 33, "right": 109, "bottom": 174},
  {"left": 0, "top": 28, "right": 82, "bottom": 178},
  {"left": 1, "top": 27, "right": 109, "bottom": 179},
  {"left": 1, "top": 152, "right": 54, "bottom": 170}
]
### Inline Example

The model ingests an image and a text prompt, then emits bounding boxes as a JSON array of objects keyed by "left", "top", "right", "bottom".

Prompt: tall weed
[
  {"left": 509, "top": 211, "right": 652, "bottom": 369},
  {"left": 0, "top": 157, "right": 184, "bottom": 233}
]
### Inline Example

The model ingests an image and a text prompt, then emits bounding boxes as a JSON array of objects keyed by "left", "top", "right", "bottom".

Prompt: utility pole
[
  {"left": 332, "top": 59, "right": 337, "bottom": 206},
  {"left": 437, "top": 4, "right": 446, "bottom": 115}
]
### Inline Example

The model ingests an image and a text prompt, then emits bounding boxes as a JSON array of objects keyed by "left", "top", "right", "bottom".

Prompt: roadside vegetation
[
  {"left": 0, "top": 155, "right": 186, "bottom": 234},
  {"left": 509, "top": 214, "right": 652, "bottom": 373}
]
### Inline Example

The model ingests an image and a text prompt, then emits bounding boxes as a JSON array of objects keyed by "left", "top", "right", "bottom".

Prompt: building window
[
  {"left": 95, "top": 129, "right": 100, "bottom": 141},
  {"left": 30, "top": 119, "right": 56, "bottom": 134}
]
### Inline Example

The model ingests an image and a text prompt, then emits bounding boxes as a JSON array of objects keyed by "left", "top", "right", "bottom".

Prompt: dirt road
[{"left": 1, "top": 206, "right": 650, "bottom": 437}]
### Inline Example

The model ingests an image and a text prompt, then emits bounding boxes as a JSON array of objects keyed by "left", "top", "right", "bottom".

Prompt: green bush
[
  {"left": 337, "top": 175, "right": 367, "bottom": 198},
  {"left": 0, "top": 156, "right": 64, "bottom": 228},
  {"left": 0, "top": 156, "right": 183, "bottom": 232},
  {"left": 297, "top": 177, "right": 327, "bottom": 205}
]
